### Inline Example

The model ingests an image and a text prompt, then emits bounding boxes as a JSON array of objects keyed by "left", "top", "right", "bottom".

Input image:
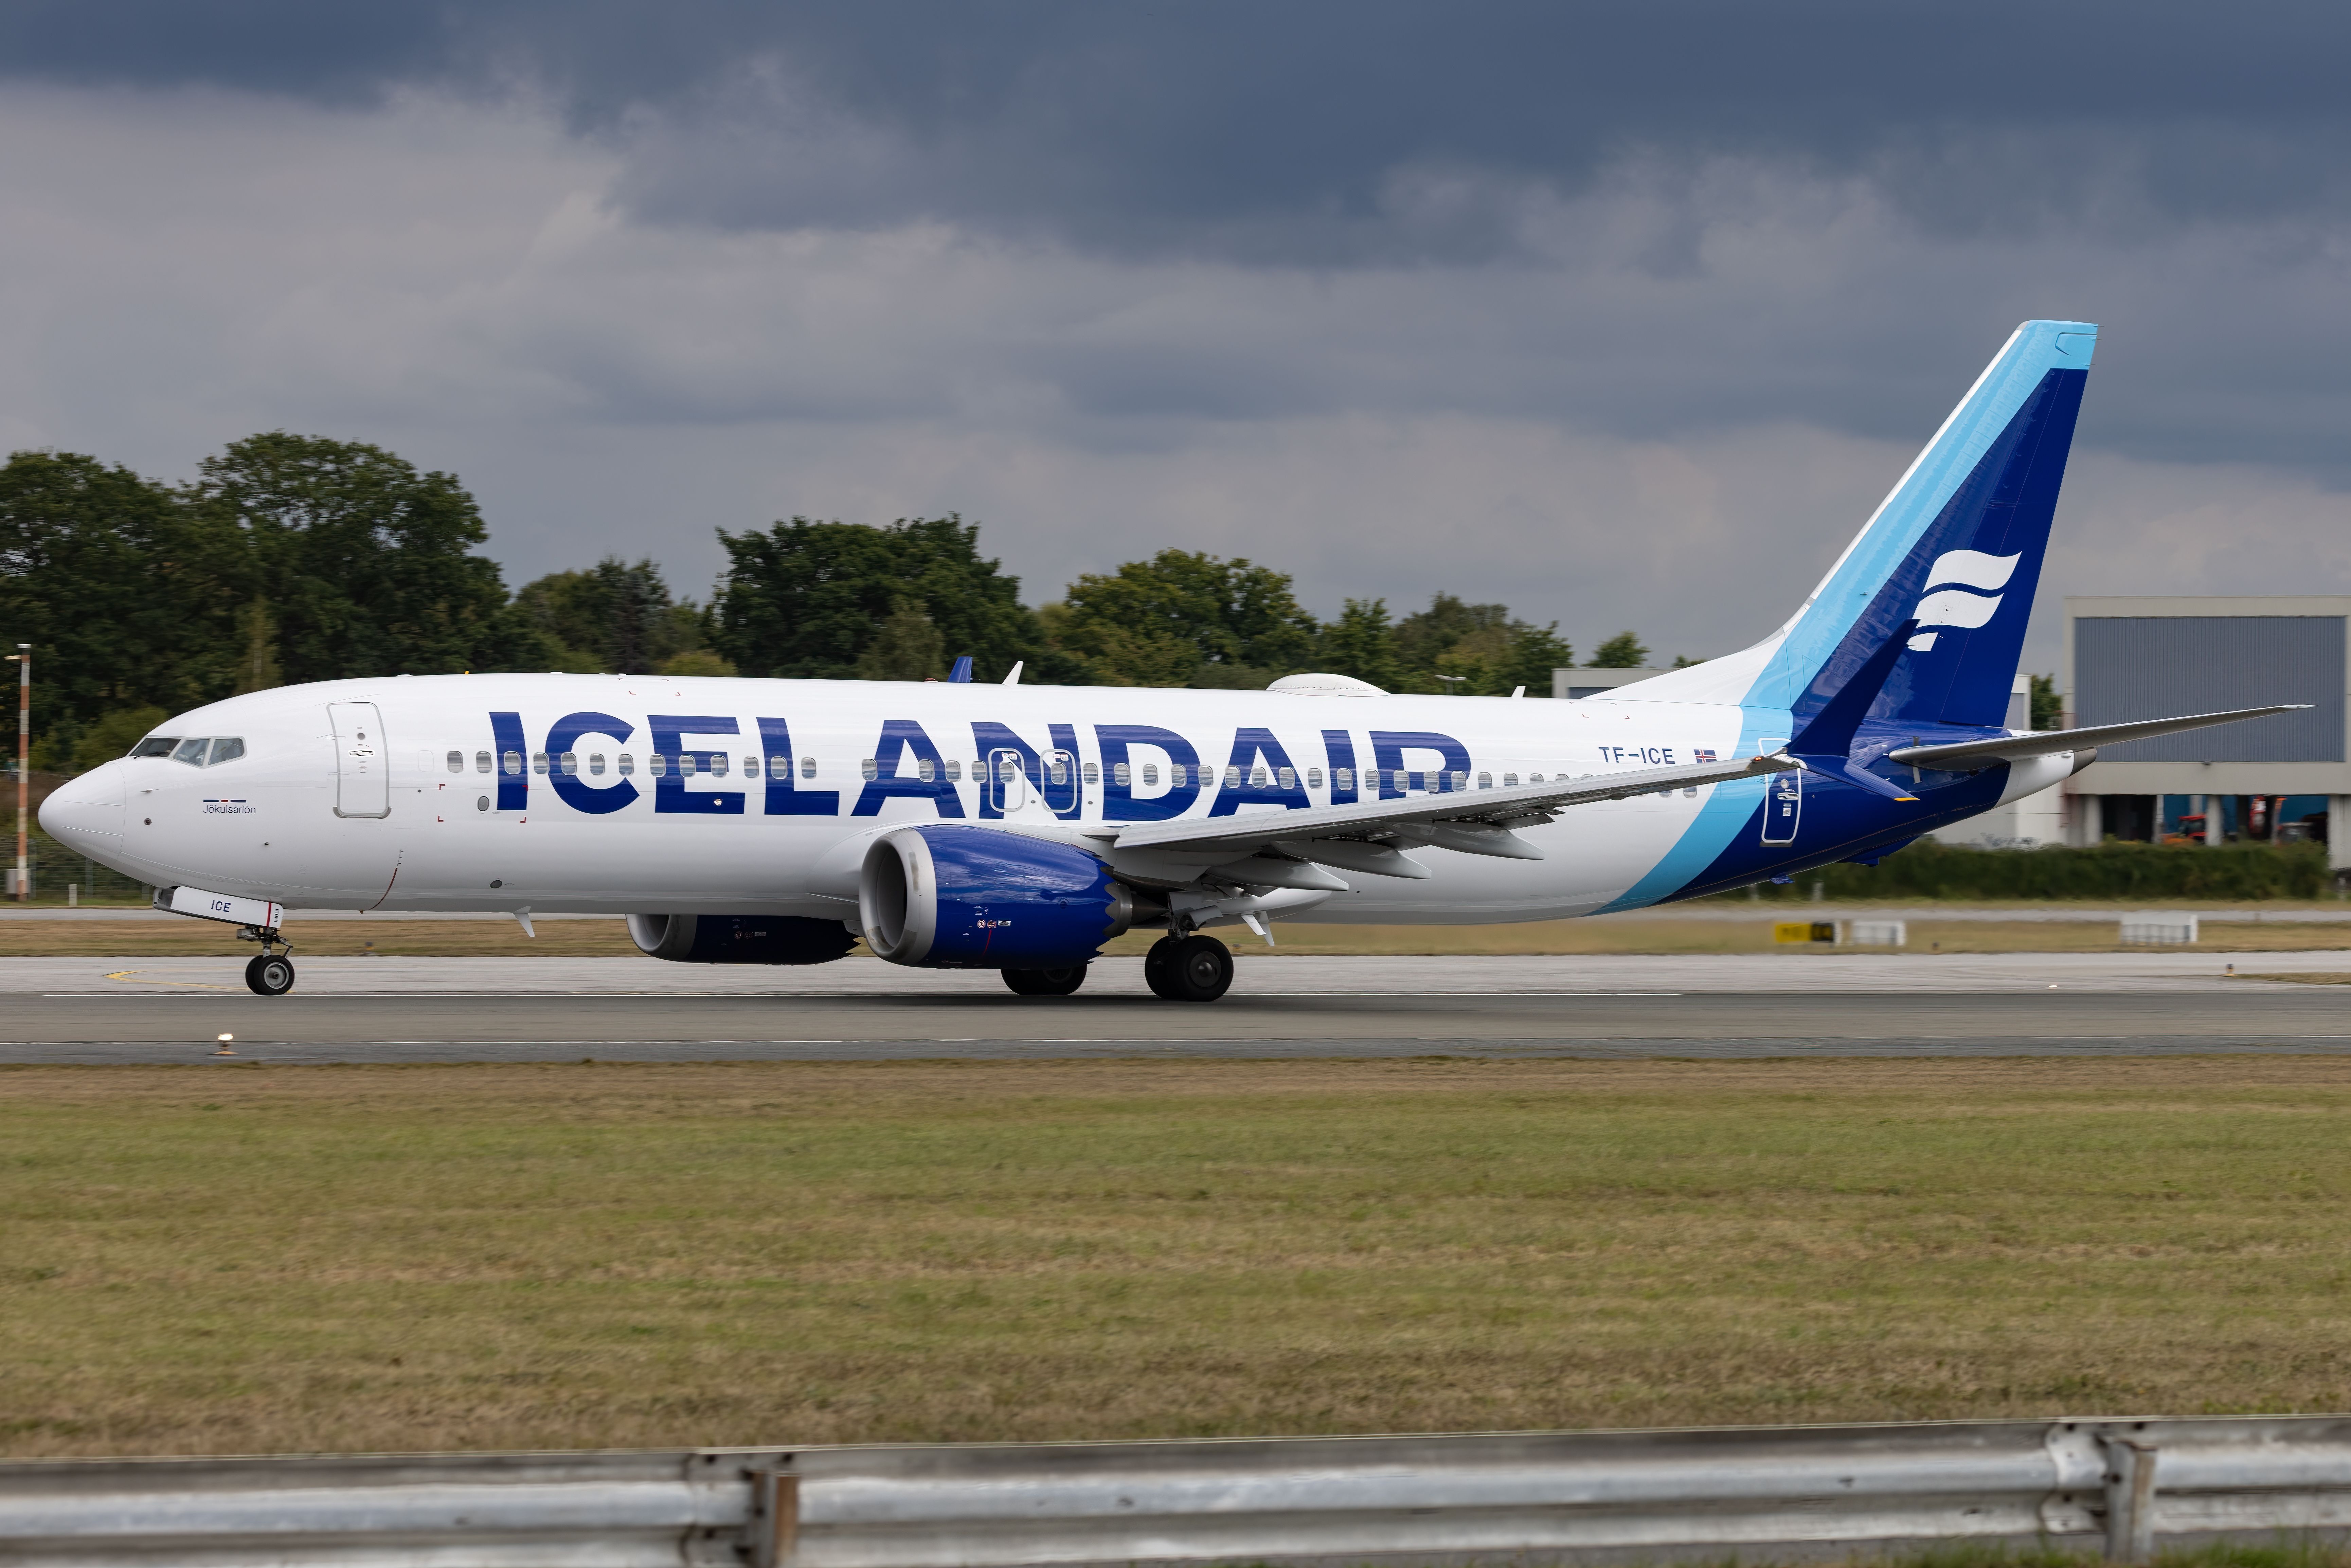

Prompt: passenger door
[{"left": 328, "top": 702, "right": 392, "bottom": 819}]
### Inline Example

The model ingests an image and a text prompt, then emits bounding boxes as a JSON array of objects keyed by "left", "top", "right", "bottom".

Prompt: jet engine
[
  {"left": 627, "top": 913, "right": 857, "bottom": 965},
  {"left": 858, "top": 825, "right": 1141, "bottom": 969}
]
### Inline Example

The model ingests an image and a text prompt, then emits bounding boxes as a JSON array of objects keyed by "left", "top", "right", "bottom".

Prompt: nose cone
[{"left": 38, "top": 761, "right": 124, "bottom": 859}]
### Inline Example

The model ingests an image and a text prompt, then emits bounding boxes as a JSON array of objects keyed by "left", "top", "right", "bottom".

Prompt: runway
[{"left": 1, "top": 952, "right": 2345, "bottom": 1063}]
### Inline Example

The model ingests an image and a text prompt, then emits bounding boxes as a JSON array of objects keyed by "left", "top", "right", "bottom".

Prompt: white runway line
[{"left": 7, "top": 950, "right": 2349, "bottom": 996}]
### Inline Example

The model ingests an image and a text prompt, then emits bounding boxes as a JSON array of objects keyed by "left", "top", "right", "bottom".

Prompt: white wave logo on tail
[{"left": 1905, "top": 549, "right": 2021, "bottom": 650}]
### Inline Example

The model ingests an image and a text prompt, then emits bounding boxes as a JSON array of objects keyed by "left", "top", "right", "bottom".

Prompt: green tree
[
  {"left": 1054, "top": 550, "right": 1320, "bottom": 687},
  {"left": 710, "top": 516, "right": 1038, "bottom": 681},
  {"left": 1589, "top": 631, "right": 1650, "bottom": 668},
  {"left": 1499, "top": 619, "right": 1573, "bottom": 696},
  {"left": 857, "top": 597, "right": 948, "bottom": 681},
  {"left": 2029, "top": 673, "right": 2062, "bottom": 731},
  {"left": 196, "top": 434, "right": 541, "bottom": 681},
  {"left": 0, "top": 451, "right": 247, "bottom": 751},
  {"left": 1386, "top": 592, "right": 1568, "bottom": 695},
  {"left": 514, "top": 557, "right": 701, "bottom": 674},
  {"left": 1393, "top": 593, "right": 1508, "bottom": 684},
  {"left": 1318, "top": 598, "right": 1402, "bottom": 690}
]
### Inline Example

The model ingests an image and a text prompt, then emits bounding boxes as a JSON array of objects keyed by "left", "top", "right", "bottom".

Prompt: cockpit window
[{"left": 137, "top": 736, "right": 246, "bottom": 766}]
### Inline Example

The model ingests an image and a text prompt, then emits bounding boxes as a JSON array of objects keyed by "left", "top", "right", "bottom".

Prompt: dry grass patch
[{"left": 7, "top": 1058, "right": 2351, "bottom": 1457}]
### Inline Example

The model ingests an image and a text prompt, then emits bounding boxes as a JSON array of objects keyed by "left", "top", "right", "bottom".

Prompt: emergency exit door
[{"left": 328, "top": 701, "right": 391, "bottom": 818}]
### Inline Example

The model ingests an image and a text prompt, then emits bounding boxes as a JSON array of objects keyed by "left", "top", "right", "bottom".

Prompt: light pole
[
  {"left": 1434, "top": 674, "right": 1467, "bottom": 695},
  {"left": 8, "top": 644, "right": 25, "bottom": 901}
]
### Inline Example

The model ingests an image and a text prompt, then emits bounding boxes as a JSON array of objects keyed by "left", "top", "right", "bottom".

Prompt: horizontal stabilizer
[{"left": 1887, "top": 705, "right": 2310, "bottom": 769}]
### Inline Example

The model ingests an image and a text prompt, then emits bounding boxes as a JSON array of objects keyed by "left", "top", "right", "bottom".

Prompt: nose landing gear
[{"left": 238, "top": 925, "right": 296, "bottom": 996}]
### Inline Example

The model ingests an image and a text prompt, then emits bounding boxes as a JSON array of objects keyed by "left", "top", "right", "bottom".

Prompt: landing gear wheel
[
  {"left": 245, "top": 953, "right": 295, "bottom": 996},
  {"left": 1002, "top": 964, "right": 1087, "bottom": 996},
  {"left": 1144, "top": 936, "right": 1181, "bottom": 999},
  {"left": 1163, "top": 935, "right": 1233, "bottom": 1002}
]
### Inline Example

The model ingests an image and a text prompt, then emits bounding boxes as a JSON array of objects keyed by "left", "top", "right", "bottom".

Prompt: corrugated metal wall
[{"left": 2075, "top": 616, "right": 2344, "bottom": 761}]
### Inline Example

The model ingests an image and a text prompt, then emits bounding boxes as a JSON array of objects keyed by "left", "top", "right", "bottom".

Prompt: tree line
[{"left": 0, "top": 434, "right": 1674, "bottom": 772}]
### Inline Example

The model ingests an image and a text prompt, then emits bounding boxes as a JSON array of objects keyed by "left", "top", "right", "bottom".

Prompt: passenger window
[
  {"left": 588, "top": 754, "right": 606, "bottom": 776},
  {"left": 768, "top": 755, "right": 787, "bottom": 778},
  {"left": 210, "top": 738, "right": 246, "bottom": 765},
  {"left": 532, "top": 752, "right": 549, "bottom": 775},
  {"left": 446, "top": 750, "right": 464, "bottom": 773},
  {"left": 917, "top": 758, "right": 936, "bottom": 782},
  {"left": 1143, "top": 763, "right": 1158, "bottom": 786},
  {"left": 503, "top": 751, "right": 523, "bottom": 776},
  {"left": 1114, "top": 761, "right": 1131, "bottom": 787},
  {"left": 1224, "top": 766, "right": 1241, "bottom": 788},
  {"left": 171, "top": 738, "right": 210, "bottom": 765},
  {"left": 862, "top": 758, "right": 878, "bottom": 780},
  {"left": 648, "top": 755, "right": 668, "bottom": 777},
  {"left": 1047, "top": 760, "right": 1067, "bottom": 786},
  {"left": 743, "top": 755, "right": 759, "bottom": 778},
  {"left": 1083, "top": 761, "right": 1099, "bottom": 785},
  {"left": 131, "top": 736, "right": 179, "bottom": 759},
  {"left": 1478, "top": 772, "right": 1492, "bottom": 788},
  {"left": 618, "top": 754, "right": 634, "bottom": 775},
  {"left": 1249, "top": 765, "right": 1267, "bottom": 787},
  {"left": 1450, "top": 771, "right": 1467, "bottom": 791},
  {"left": 559, "top": 753, "right": 578, "bottom": 776},
  {"left": 684, "top": 754, "right": 703, "bottom": 777},
  {"left": 1530, "top": 772, "right": 1544, "bottom": 783},
  {"left": 1307, "top": 768, "right": 1322, "bottom": 789},
  {"left": 801, "top": 756, "right": 816, "bottom": 779},
  {"left": 1335, "top": 768, "right": 1352, "bottom": 791},
  {"left": 1504, "top": 772, "right": 1519, "bottom": 787},
  {"left": 1277, "top": 767, "right": 1295, "bottom": 789},
  {"left": 475, "top": 751, "right": 491, "bottom": 773},
  {"left": 946, "top": 760, "right": 961, "bottom": 781}
]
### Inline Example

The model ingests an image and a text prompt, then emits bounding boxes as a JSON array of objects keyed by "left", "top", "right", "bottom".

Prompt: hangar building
[{"left": 2062, "top": 596, "right": 2351, "bottom": 865}]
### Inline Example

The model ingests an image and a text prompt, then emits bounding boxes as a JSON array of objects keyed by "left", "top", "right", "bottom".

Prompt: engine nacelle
[
  {"left": 627, "top": 913, "right": 856, "bottom": 965},
  {"left": 859, "top": 825, "right": 1137, "bottom": 969}
]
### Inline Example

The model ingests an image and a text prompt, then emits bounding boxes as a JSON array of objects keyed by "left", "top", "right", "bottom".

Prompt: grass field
[
  {"left": 5, "top": 1057, "right": 2351, "bottom": 1458},
  {"left": 2, "top": 914, "right": 2349, "bottom": 957}
]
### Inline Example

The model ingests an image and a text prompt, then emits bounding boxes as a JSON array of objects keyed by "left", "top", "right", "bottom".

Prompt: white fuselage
[{"left": 43, "top": 673, "right": 1779, "bottom": 923}]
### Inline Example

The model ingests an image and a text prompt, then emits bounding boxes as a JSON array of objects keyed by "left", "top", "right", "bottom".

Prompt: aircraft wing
[
  {"left": 1103, "top": 752, "right": 1796, "bottom": 870},
  {"left": 1885, "top": 705, "right": 2309, "bottom": 770}
]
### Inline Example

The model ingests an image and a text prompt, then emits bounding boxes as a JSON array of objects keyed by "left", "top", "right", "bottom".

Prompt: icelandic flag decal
[{"left": 1694, "top": 749, "right": 1717, "bottom": 763}]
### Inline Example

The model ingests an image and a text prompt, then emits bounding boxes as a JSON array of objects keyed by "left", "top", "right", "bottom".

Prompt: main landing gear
[
  {"left": 1002, "top": 965, "right": 1088, "bottom": 996},
  {"left": 1144, "top": 934, "right": 1233, "bottom": 1002},
  {"left": 239, "top": 925, "right": 295, "bottom": 996}
]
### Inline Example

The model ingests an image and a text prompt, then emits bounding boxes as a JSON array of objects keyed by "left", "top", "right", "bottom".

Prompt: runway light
[{"left": 214, "top": 1033, "right": 235, "bottom": 1057}]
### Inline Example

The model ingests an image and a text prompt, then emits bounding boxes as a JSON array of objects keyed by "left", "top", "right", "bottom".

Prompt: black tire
[
  {"left": 1001, "top": 965, "right": 1087, "bottom": 996},
  {"left": 1166, "top": 935, "right": 1233, "bottom": 1002},
  {"left": 1143, "top": 936, "right": 1182, "bottom": 999},
  {"left": 245, "top": 953, "right": 294, "bottom": 996}
]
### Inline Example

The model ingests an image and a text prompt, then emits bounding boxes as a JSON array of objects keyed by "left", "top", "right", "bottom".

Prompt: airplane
[{"left": 37, "top": 319, "right": 2302, "bottom": 999}]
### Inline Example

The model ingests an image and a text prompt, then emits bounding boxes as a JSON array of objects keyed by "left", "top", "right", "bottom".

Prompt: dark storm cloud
[{"left": 10, "top": 1, "right": 2351, "bottom": 258}]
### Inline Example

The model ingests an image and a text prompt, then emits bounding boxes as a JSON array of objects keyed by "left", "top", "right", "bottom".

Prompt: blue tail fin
[{"left": 1747, "top": 321, "right": 2094, "bottom": 730}]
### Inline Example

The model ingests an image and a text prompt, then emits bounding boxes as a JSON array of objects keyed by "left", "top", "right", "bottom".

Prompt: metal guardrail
[{"left": 5, "top": 1416, "right": 2351, "bottom": 1567}]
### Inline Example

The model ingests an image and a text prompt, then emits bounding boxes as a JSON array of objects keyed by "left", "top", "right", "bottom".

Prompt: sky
[{"left": 3, "top": 2, "right": 2349, "bottom": 675}]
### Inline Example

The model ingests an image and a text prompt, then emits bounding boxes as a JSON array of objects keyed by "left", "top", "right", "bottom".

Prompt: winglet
[{"left": 1002, "top": 661, "right": 1023, "bottom": 686}]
